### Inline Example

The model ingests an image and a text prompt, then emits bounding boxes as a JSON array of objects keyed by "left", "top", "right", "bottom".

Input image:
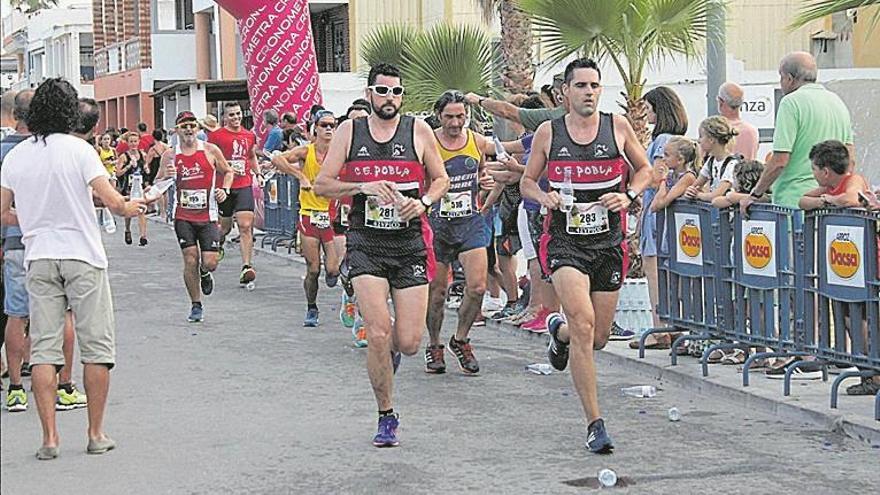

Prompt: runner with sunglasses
[
  {"left": 315, "top": 63, "right": 449, "bottom": 447},
  {"left": 209, "top": 102, "right": 259, "bottom": 289},
  {"left": 271, "top": 110, "right": 341, "bottom": 327},
  {"left": 155, "top": 112, "right": 235, "bottom": 322}
]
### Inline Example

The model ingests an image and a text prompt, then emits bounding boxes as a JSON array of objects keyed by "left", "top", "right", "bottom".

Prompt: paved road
[{"left": 2, "top": 223, "right": 878, "bottom": 494}]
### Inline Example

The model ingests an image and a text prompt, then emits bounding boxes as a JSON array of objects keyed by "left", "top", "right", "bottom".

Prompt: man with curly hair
[{"left": 0, "top": 78, "right": 144, "bottom": 460}]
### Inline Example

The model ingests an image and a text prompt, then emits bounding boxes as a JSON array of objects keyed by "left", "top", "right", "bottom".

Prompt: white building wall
[{"left": 20, "top": 3, "right": 93, "bottom": 95}]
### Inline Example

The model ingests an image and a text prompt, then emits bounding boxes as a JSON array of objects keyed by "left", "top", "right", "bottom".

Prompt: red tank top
[
  {"left": 827, "top": 174, "right": 853, "bottom": 196},
  {"left": 208, "top": 127, "right": 256, "bottom": 189},
  {"left": 174, "top": 141, "right": 218, "bottom": 223}
]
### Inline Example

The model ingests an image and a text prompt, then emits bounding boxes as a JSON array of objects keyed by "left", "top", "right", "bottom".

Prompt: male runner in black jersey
[
  {"left": 521, "top": 58, "right": 652, "bottom": 454},
  {"left": 315, "top": 63, "right": 449, "bottom": 447}
]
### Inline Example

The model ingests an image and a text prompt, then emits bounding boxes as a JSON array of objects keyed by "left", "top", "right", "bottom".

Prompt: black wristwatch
[
  {"left": 625, "top": 189, "right": 639, "bottom": 203},
  {"left": 749, "top": 189, "right": 763, "bottom": 199},
  {"left": 420, "top": 195, "right": 433, "bottom": 211}
]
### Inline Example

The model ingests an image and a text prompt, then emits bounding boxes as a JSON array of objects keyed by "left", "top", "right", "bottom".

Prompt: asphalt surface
[{"left": 1, "top": 222, "right": 878, "bottom": 494}]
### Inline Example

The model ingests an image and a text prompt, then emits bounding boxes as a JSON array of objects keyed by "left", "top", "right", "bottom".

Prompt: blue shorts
[
  {"left": 430, "top": 214, "right": 491, "bottom": 265},
  {"left": 3, "top": 249, "right": 29, "bottom": 317}
]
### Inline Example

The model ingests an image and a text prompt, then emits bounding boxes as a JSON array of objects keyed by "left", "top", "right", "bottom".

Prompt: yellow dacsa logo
[
  {"left": 678, "top": 223, "right": 701, "bottom": 258},
  {"left": 829, "top": 237, "right": 860, "bottom": 279},
  {"left": 744, "top": 231, "right": 772, "bottom": 269}
]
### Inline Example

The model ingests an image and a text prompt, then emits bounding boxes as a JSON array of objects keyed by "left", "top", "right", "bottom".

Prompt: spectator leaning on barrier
[
  {"left": 0, "top": 77, "right": 146, "bottom": 460},
  {"left": 717, "top": 82, "right": 759, "bottom": 160},
  {"left": 741, "top": 51, "right": 854, "bottom": 212},
  {"left": 799, "top": 140, "right": 880, "bottom": 395},
  {"left": 262, "top": 109, "right": 284, "bottom": 155}
]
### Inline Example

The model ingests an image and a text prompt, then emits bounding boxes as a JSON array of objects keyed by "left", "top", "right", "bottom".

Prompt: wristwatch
[
  {"left": 749, "top": 189, "right": 762, "bottom": 199},
  {"left": 420, "top": 194, "right": 433, "bottom": 211},
  {"left": 223, "top": 188, "right": 231, "bottom": 195},
  {"left": 625, "top": 189, "right": 638, "bottom": 203},
  {"left": 478, "top": 96, "right": 486, "bottom": 107}
]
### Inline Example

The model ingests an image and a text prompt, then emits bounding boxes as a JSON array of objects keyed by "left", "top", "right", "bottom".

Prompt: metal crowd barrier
[
  {"left": 645, "top": 200, "right": 879, "bottom": 421},
  {"left": 260, "top": 173, "right": 298, "bottom": 251}
]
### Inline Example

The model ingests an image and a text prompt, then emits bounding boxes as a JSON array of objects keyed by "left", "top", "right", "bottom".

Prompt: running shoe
[
  {"left": 521, "top": 308, "right": 551, "bottom": 333},
  {"left": 472, "top": 314, "right": 486, "bottom": 327},
  {"left": 20, "top": 362, "right": 31, "bottom": 377},
  {"left": 239, "top": 265, "right": 256, "bottom": 285},
  {"left": 609, "top": 321, "right": 635, "bottom": 341},
  {"left": 303, "top": 307, "right": 319, "bottom": 327},
  {"left": 482, "top": 295, "right": 504, "bottom": 314},
  {"left": 547, "top": 312, "right": 570, "bottom": 371},
  {"left": 490, "top": 305, "right": 518, "bottom": 321},
  {"left": 392, "top": 351, "right": 402, "bottom": 374},
  {"left": 372, "top": 413, "right": 400, "bottom": 448},
  {"left": 352, "top": 318, "right": 368, "bottom": 348},
  {"left": 124, "top": 231, "right": 132, "bottom": 245},
  {"left": 6, "top": 388, "right": 27, "bottom": 412},
  {"left": 139, "top": 237, "right": 148, "bottom": 247},
  {"left": 187, "top": 304, "right": 204, "bottom": 323},
  {"left": 56, "top": 386, "right": 88, "bottom": 411},
  {"left": 424, "top": 344, "right": 446, "bottom": 374},
  {"left": 585, "top": 418, "right": 614, "bottom": 454},
  {"left": 448, "top": 337, "right": 480, "bottom": 374},
  {"left": 217, "top": 244, "right": 225, "bottom": 263},
  {"left": 325, "top": 272, "right": 339, "bottom": 288},
  {"left": 339, "top": 292, "right": 357, "bottom": 328},
  {"left": 200, "top": 270, "right": 214, "bottom": 296},
  {"left": 446, "top": 295, "right": 463, "bottom": 310}
]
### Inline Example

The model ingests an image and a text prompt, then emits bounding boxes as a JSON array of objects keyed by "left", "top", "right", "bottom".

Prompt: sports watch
[
  {"left": 420, "top": 195, "right": 433, "bottom": 211},
  {"left": 625, "top": 189, "right": 639, "bottom": 203}
]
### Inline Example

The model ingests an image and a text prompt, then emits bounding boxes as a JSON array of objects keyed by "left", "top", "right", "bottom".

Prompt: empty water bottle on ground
[
  {"left": 620, "top": 385, "right": 656, "bottom": 398},
  {"left": 560, "top": 168, "right": 574, "bottom": 212},
  {"left": 668, "top": 407, "right": 681, "bottom": 422},
  {"left": 525, "top": 363, "right": 553, "bottom": 375},
  {"left": 598, "top": 469, "right": 617, "bottom": 488},
  {"left": 130, "top": 172, "right": 144, "bottom": 200},
  {"left": 101, "top": 207, "right": 116, "bottom": 234}
]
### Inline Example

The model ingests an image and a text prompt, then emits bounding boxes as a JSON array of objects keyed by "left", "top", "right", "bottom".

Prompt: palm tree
[
  {"left": 10, "top": 0, "right": 58, "bottom": 13},
  {"left": 361, "top": 24, "right": 494, "bottom": 113},
  {"left": 518, "top": 0, "right": 710, "bottom": 145},
  {"left": 791, "top": 1, "right": 879, "bottom": 31},
  {"left": 473, "top": 0, "right": 535, "bottom": 94}
]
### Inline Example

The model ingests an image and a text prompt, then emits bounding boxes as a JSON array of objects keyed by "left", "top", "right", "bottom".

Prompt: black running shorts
[
  {"left": 544, "top": 243, "right": 624, "bottom": 292},
  {"left": 219, "top": 186, "right": 255, "bottom": 217},
  {"left": 345, "top": 247, "right": 429, "bottom": 290},
  {"left": 175, "top": 220, "right": 220, "bottom": 252}
]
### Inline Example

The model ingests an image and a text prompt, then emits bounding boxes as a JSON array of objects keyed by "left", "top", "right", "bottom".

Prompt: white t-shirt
[
  {"left": 699, "top": 155, "right": 737, "bottom": 190},
  {"left": 1, "top": 133, "right": 111, "bottom": 269}
]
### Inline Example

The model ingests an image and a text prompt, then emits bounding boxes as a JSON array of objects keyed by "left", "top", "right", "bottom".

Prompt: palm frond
[
  {"left": 402, "top": 24, "right": 495, "bottom": 112},
  {"left": 790, "top": 0, "right": 878, "bottom": 29},
  {"left": 359, "top": 24, "right": 420, "bottom": 75}
]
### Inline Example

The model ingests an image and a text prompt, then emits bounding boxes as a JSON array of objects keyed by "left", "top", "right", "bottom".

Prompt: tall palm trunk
[{"left": 498, "top": 2, "right": 534, "bottom": 94}]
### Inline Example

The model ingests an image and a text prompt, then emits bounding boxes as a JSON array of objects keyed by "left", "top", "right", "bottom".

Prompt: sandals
[
  {"left": 846, "top": 377, "right": 880, "bottom": 396},
  {"left": 630, "top": 337, "right": 671, "bottom": 350},
  {"left": 707, "top": 349, "right": 725, "bottom": 364},
  {"left": 721, "top": 348, "right": 746, "bottom": 365}
]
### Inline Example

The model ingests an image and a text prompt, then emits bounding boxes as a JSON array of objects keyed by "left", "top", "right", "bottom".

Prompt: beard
[{"left": 373, "top": 102, "right": 401, "bottom": 120}]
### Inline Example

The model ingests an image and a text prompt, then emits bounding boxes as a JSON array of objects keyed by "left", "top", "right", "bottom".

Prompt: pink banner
[{"left": 215, "top": 0, "right": 323, "bottom": 144}]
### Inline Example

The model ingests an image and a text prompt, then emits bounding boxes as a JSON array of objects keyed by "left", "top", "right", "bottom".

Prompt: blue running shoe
[
  {"left": 339, "top": 292, "right": 357, "bottom": 328},
  {"left": 325, "top": 272, "right": 339, "bottom": 288},
  {"left": 187, "top": 304, "right": 204, "bottom": 323},
  {"left": 585, "top": 418, "right": 614, "bottom": 454},
  {"left": 372, "top": 413, "right": 400, "bottom": 447},
  {"left": 351, "top": 317, "right": 368, "bottom": 348},
  {"left": 392, "top": 351, "right": 402, "bottom": 374},
  {"left": 546, "top": 313, "right": 570, "bottom": 371},
  {"left": 303, "top": 307, "right": 319, "bottom": 327}
]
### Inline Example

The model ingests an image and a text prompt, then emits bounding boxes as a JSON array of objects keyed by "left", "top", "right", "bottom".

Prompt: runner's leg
[
  {"left": 390, "top": 284, "right": 429, "bottom": 356},
  {"left": 236, "top": 210, "right": 255, "bottom": 267},
  {"left": 301, "top": 236, "right": 321, "bottom": 306},
  {"left": 455, "top": 248, "right": 487, "bottom": 341},
  {"left": 182, "top": 246, "right": 201, "bottom": 303},
  {"left": 426, "top": 262, "right": 450, "bottom": 346},
  {"left": 354, "top": 275, "right": 394, "bottom": 411}
]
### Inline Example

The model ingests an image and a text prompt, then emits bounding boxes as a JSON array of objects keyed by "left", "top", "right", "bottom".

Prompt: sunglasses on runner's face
[
  {"left": 177, "top": 122, "right": 199, "bottom": 130},
  {"left": 317, "top": 122, "right": 336, "bottom": 129},
  {"left": 369, "top": 85, "right": 405, "bottom": 97}
]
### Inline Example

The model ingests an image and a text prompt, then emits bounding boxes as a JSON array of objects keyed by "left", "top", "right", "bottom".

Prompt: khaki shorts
[{"left": 26, "top": 259, "right": 116, "bottom": 368}]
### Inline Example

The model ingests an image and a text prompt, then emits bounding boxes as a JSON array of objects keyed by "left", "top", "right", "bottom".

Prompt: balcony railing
[{"left": 94, "top": 39, "right": 142, "bottom": 77}]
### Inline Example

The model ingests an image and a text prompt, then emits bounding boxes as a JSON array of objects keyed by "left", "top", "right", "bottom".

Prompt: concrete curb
[{"left": 482, "top": 316, "right": 880, "bottom": 446}]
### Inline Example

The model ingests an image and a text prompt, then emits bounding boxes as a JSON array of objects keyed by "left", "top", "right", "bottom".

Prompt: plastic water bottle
[
  {"left": 620, "top": 385, "right": 656, "bottom": 398},
  {"left": 144, "top": 177, "right": 175, "bottom": 201},
  {"left": 130, "top": 172, "right": 144, "bottom": 200},
  {"left": 560, "top": 168, "right": 574, "bottom": 212},
  {"left": 598, "top": 468, "right": 617, "bottom": 488},
  {"left": 493, "top": 136, "right": 509, "bottom": 160},
  {"left": 101, "top": 207, "right": 116, "bottom": 234},
  {"left": 525, "top": 363, "right": 553, "bottom": 375},
  {"left": 668, "top": 407, "right": 681, "bottom": 422}
]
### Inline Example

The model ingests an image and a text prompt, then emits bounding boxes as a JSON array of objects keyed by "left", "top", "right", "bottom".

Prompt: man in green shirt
[
  {"left": 464, "top": 73, "right": 567, "bottom": 132},
  {"left": 742, "top": 51, "right": 854, "bottom": 211}
]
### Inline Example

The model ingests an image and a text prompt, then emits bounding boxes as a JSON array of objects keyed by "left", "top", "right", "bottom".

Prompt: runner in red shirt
[
  {"left": 208, "top": 102, "right": 260, "bottom": 287},
  {"left": 155, "top": 111, "right": 234, "bottom": 323}
]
